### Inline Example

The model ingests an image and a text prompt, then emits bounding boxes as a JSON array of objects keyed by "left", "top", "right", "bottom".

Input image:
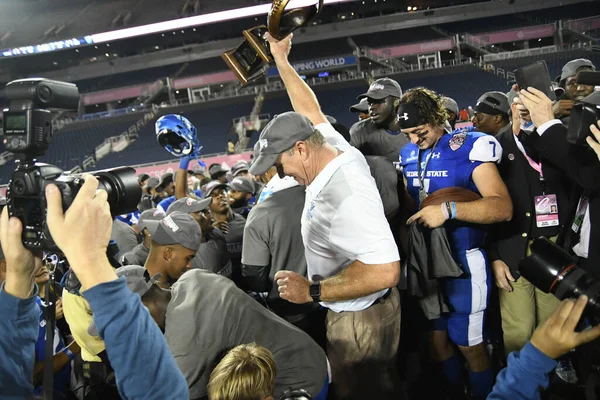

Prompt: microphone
[{"left": 576, "top": 70, "right": 600, "bottom": 86}]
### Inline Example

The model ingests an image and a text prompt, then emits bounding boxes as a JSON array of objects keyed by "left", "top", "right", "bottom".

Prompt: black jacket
[
  {"left": 406, "top": 222, "right": 463, "bottom": 320},
  {"left": 519, "top": 123, "right": 600, "bottom": 278},
  {"left": 488, "top": 129, "right": 573, "bottom": 277}
]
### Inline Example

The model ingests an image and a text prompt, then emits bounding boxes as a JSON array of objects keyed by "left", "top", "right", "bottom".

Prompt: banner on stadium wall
[
  {"left": 468, "top": 24, "right": 556, "bottom": 46},
  {"left": 266, "top": 55, "right": 357, "bottom": 77},
  {"left": 133, "top": 152, "right": 252, "bottom": 178},
  {"left": 565, "top": 16, "right": 600, "bottom": 32},
  {"left": 82, "top": 83, "right": 154, "bottom": 105},
  {"left": 371, "top": 39, "right": 455, "bottom": 58},
  {"left": 171, "top": 71, "right": 237, "bottom": 90}
]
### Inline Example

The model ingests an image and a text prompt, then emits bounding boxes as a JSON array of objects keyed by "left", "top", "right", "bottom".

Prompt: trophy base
[{"left": 222, "top": 26, "right": 273, "bottom": 85}]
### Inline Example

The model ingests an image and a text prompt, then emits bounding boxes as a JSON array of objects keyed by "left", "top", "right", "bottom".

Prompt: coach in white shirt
[{"left": 248, "top": 33, "right": 401, "bottom": 400}]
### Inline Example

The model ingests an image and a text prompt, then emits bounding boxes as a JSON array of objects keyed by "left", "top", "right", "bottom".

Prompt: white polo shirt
[{"left": 302, "top": 123, "right": 400, "bottom": 313}]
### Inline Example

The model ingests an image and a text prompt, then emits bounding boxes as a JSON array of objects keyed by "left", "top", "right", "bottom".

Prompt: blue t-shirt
[
  {"left": 117, "top": 211, "right": 140, "bottom": 226},
  {"left": 399, "top": 128, "right": 502, "bottom": 253},
  {"left": 34, "top": 296, "right": 71, "bottom": 397}
]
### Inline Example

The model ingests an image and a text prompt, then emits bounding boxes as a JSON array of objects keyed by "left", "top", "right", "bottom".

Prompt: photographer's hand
[
  {"left": 46, "top": 175, "right": 117, "bottom": 291},
  {"left": 586, "top": 120, "right": 600, "bottom": 161},
  {"left": 530, "top": 295, "right": 600, "bottom": 359},
  {"left": 0, "top": 208, "right": 41, "bottom": 298},
  {"left": 517, "top": 87, "right": 554, "bottom": 128}
]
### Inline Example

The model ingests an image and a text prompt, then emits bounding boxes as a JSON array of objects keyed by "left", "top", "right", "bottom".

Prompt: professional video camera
[
  {"left": 1, "top": 78, "right": 141, "bottom": 250},
  {"left": 519, "top": 237, "right": 600, "bottom": 323},
  {"left": 567, "top": 70, "right": 600, "bottom": 146}
]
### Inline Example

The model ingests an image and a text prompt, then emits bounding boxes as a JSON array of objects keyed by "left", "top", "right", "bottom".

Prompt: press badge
[{"left": 534, "top": 194, "right": 559, "bottom": 228}]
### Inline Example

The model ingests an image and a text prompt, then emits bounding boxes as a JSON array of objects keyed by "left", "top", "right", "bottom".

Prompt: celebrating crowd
[{"left": 2, "top": 33, "right": 600, "bottom": 400}]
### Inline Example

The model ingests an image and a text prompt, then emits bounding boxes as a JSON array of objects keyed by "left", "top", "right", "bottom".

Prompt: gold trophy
[{"left": 222, "top": 0, "right": 324, "bottom": 85}]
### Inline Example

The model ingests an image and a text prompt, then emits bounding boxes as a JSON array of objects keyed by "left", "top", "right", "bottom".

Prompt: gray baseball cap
[
  {"left": 192, "top": 164, "right": 206, "bottom": 175},
  {"left": 560, "top": 58, "right": 595, "bottom": 81},
  {"left": 146, "top": 176, "right": 160, "bottom": 189},
  {"left": 202, "top": 180, "right": 230, "bottom": 198},
  {"left": 138, "top": 208, "right": 166, "bottom": 231},
  {"left": 350, "top": 98, "right": 369, "bottom": 113},
  {"left": 88, "top": 265, "right": 162, "bottom": 336},
  {"left": 166, "top": 197, "right": 211, "bottom": 215},
  {"left": 143, "top": 212, "right": 202, "bottom": 252},
  {"left": 229, "top": 176, "right": 255, "bottom": 194},
  {"left": 209, "top": 164, "right": 228, "bottom": 179},
  {"left": 357, "top": 78, "right": 402, "bottom": 100},
  {"left": 249, "top": 112, "right": 314, "bottom": 176},
  {"left": 441, "top": 96, "right": 459, "bottom": 116},
  {"left": 231, "top": 160, "right": 250, "bottom": 177},
  {"left": 475, "top": 91, "right": 510, "bottom": 116}
]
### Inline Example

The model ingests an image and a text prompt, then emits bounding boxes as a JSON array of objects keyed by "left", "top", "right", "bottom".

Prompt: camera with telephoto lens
[
  {"left": 1, "top": 78, "right": 142, "bottom": 251},
  {"left": 567, "top": 71, "right": 600, "bottom": 146},
  {"left": 519, "top": 237, "right": 600, "bottom": 324}
]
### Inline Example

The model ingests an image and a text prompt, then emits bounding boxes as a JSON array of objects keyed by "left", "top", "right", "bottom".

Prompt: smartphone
[{"left": 515, "top": 60, "right": 557, "bottom": 101}]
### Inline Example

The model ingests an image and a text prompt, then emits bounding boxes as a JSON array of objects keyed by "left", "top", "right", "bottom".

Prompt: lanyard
[
  {"left": 514, "top": 134, "right": 545, "bottom": 192},
  {"left": 417, "top": 139, "right": 440, "bottom": 195}
]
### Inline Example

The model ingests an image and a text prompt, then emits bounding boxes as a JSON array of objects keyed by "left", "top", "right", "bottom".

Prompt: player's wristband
[
  {"left": 63, "top": 348, "right": 75, "bottom": 361},
  {"left": 441, "top": 203, "right": 450, "bottom": 221},
  {"left": 179, "top": 156, "right": 192, "bottom": 170},
  {"left": 450, "top": 202, "right": 457, "bottom": 220}
]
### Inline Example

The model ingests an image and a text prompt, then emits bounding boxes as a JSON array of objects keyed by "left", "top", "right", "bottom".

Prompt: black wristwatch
[{"left": 309, "top": 282, "right": 321, "bottom": 302}]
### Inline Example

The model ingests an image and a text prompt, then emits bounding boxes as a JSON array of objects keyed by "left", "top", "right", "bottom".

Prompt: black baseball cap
[
  {"left": 231, "top": 160, "right": 250, "bottom": 177},
  {"left": 249, "top": 112, "right": 314, "bottom": 176},
  {"left": 137, "top": 174, "right": 150, "bottom": 184},
  {"left": 209, "top": 164, "right": 228, "bottom": 179},
  {"left": 202, "top": 180, "right": 230, "bottom": 198},
  {"left": 157, "top": 173, "right": 174, "bottom": 190},
  {"left": 357, "top": 78, "right": 402, "bottom": 100},
  {"left": 475, "top": 91, "right": 510, "bottom": 116}
]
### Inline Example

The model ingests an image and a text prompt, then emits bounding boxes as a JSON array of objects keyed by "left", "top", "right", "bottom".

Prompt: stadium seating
[
  {"left": 485, "top": 49, "right": 600, "bottom": 80},
  {"left": 73, "top": 27, "right": 447, "bottom": 94}
]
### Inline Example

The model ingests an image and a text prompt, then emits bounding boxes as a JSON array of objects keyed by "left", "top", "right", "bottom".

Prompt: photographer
[
  {"left": 0, "top": 175, "right": 188, "bottom": 399},
  {"left": 489, "top": 296, "right": 600, "bottom": 399},
  {"left": 515, "top": 87, "right": 600, "bottom": 276}
]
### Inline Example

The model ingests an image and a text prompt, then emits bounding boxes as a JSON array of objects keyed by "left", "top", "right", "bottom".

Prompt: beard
[{"left": 230, "top": 197, "right": 248, "bottom": 209}]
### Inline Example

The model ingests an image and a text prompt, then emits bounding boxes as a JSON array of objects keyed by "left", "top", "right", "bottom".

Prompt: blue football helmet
[{"left": 155, "top": 114, "right": 201, "bottom": 157}]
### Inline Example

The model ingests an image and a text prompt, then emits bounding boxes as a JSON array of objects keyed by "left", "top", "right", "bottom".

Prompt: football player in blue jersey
[{"left": 399, "top": 87, "right": 513, "bottom": 399}]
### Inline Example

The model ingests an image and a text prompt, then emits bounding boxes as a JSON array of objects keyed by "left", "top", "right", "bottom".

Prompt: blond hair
[{"left": 208, "top": 343, "right": 276, "bottom": 400}]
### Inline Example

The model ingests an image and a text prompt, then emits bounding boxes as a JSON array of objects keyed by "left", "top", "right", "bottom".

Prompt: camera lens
[
  {"left": 37, "top": 84, "right": 53, "bottom": 104},
  {"left": 13, "top": 179, "right": 26, "bottom": 195},
  {"left": 94, "top": 167, "right": 142, "bottom": 217},
  {"left": 520, "top": 237, "right": 600, "bottom": 322}
]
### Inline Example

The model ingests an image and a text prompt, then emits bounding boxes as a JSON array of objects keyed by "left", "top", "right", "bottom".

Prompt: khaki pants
[
  {"left": 499, "top": 276, "right": 561, "bottom": 356},
  {"left": 326, "top": 288, "right": 401, "bottom": 400}
]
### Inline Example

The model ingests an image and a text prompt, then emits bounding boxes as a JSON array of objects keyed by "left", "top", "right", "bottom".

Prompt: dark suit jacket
[
  {"left": 519, "top": 122, "right": 600, "bottom": 278},
  {"left": 488, "top": 128, "right": 573, "bottom": 277}
]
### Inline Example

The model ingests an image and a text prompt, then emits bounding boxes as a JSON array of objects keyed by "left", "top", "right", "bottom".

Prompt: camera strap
[{"left": 43, "top": 259, "right": 57, "bottom": 400}]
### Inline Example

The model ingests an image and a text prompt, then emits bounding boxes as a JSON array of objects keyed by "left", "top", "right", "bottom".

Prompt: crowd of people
[{"left": 1, "top": 32, "right": 600, "bottom": 400}]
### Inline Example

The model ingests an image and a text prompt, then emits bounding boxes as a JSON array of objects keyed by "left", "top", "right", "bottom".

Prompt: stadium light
[
  {"left": 91, "top": 0, "right": 352, "bottom": 43},
  {"left": 0, "top": 0, "right": 353, "bottom": 58}
]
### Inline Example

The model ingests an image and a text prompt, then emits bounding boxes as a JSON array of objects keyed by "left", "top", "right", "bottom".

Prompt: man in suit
[
  {"left": 516, "top": 87, "right": 600, "bottom": 278},
  {"left": 488, "top": 99, "right": 572, "bottom": 357}
]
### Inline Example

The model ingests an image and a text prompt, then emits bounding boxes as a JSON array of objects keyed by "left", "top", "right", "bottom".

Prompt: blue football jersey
[{"left": 399, "top": 129, "right": 502, "bottom": 253}]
